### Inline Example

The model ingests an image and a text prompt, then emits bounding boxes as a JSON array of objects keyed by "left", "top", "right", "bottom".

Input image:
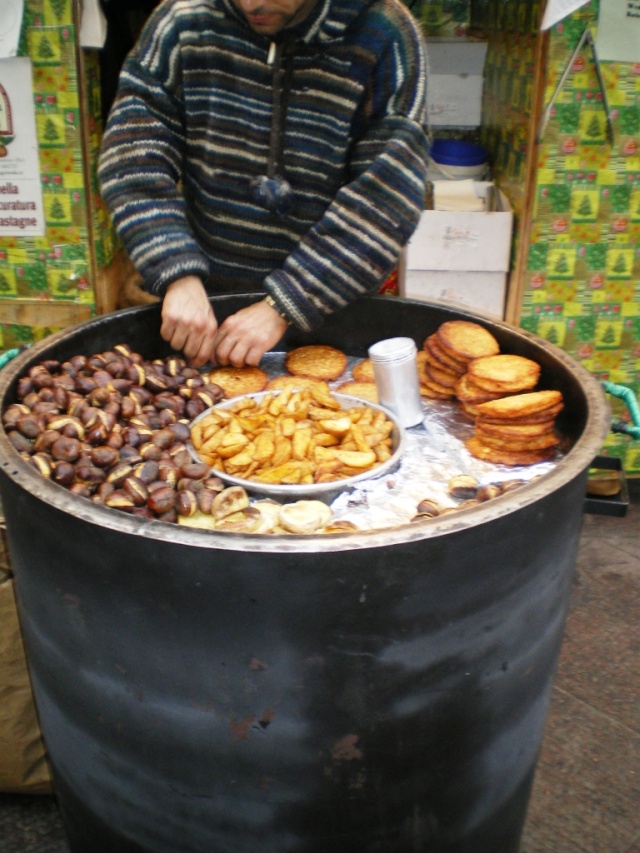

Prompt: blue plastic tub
[{"left": 429, "top": 139, "right": 488, "bottom": 167}]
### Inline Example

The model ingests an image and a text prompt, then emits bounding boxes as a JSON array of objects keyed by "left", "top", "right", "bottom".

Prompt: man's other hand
[{"left": 212, "top": 299, "right": 288, "bottom": 367}]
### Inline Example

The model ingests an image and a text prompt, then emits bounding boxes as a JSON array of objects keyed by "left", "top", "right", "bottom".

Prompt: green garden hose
[
  {"left": 601, "top": 380, "right": 640, "bottom": 440},
  {"left": 0, "top": 347, "right": 26, "bottom": 371}
]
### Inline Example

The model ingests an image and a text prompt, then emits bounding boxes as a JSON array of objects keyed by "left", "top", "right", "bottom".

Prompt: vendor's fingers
[
  {"left": 159, "top": 307, "right": 182, "bottom": 346},
  {"left": 194, "top": 332, "right": 218, "bottom": 368},
  {"left": 212, "top": 330, "right": 237, "bottom": 367},
  {"left": 161, "top": 314, "right": 217, "bottom": 367},
  {"left": 213, "top": 303, "right": 286, "bottom": 367},
  {"left": 160, "top": 319, "right": 187, "bottom": 353},
  {"left": 183, "top": 322, "right": 218, "bottom": 368},
  {"left": 160, "top": 317, "right": 215, "bottom": 367},
  {"left": 160, "top": 276, "right": 217, "bottom": 365},
  {"left": 173, "top": 304, "right": 216, "bottom": 343},
  {"left": 227, "top": 341, "right": 253, "bottom": 369},
  {"left": 216, "top": 338, "right": 267, "bottom": 368},
  {"left": 240, "top": 343, "right": 266, "bottom": 367},
  {"left": 213, "top": 330, "right": 264, "bottom": 368}
]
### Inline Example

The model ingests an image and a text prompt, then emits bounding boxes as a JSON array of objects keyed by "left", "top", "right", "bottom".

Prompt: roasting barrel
[{"left": 0, "top": 295, "right": 610, "bottom": 853}]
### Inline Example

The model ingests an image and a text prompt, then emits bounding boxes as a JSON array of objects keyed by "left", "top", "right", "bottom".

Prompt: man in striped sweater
[{"left": 98, "top": 0, "right": 428, "bottom": 367}]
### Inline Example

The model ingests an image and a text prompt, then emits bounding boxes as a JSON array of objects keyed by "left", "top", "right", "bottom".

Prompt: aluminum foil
[{"left": 250, "top": 352, "right": 560, "bottom": 533}]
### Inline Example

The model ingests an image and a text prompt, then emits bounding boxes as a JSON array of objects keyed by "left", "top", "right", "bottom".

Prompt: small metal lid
[{"left": 369, "top": 337, "right": 417, "bottom": 364}]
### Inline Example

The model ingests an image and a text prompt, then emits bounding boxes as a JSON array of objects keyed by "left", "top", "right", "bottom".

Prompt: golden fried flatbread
[
  {"left": 466, "top": 354, "right": 540, "bottom": 394},
  {"left": 416, "top": 351, "right": 440, "bottom": 392},
  {"left": 423, "top": 360, "right": 459, "bottom": 389},
  {"left": 267, "top": 374, "right": 326, "bottom": 392},
  {"left": 473, "top": 429, "right": 560, "bottom": 452},
  {"left": 420, "top": 375, "right": 455, "bottom": 399},
  {"left": 465, "top": 436, "right": 555, "bottom": 467},
  {"left": 423, "top": 333, "right": 467, "bottom": 374},
  {"left": 352, "top": 358, "right": 375, "bottom": 383},
  {"left": 206, "top": 366, "right": 269, "bottom": 397},
  {"left": 474, "top": 390, "right": 563, "bottom": 420},
  {"left": 459, "top": 400, "right": 483, "bottom": 418},
  {"left": 422, "top": 348, "right": 459, "bottom": 383},
  {"left": 437, "top": 321, "right": 500, "bottom": 362},
  {"left": 285, "top": 345, "right": 348, "bottom": 381},
  {"left": 474, "top": 420, "right": 557, "bottom": 439},
  {"left": 455, "top": 373, "right": 506, "bottom": 404},
  {"left": 416, "top": 349, "right": 432, "bottom": 381},
  {"left": 337, "top": 381, "right": 379, "bottom": 403},
  {"left": 475, "top": 404, "right": 564, "bottom": 425}
]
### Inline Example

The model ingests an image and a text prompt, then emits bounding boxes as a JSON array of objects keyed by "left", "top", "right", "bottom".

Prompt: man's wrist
[{"left": 264, "top": 294, "right": 291, "bottom": 325}]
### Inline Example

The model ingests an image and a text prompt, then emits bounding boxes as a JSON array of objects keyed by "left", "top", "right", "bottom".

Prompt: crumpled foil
[{"left": 252, "top": 353, "right": 560, "bottom": 532}]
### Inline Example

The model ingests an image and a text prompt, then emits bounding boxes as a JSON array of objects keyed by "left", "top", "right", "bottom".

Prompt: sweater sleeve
[
  {"left": 264, "top": 8, "right": 428, "bottom": 332},
  {"left": 97, "top": 5, "right": 211, "bottom": 296}
]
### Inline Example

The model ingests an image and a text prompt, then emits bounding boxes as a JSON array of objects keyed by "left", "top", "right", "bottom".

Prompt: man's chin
[{"left": 246, "top": 14, "right": 283, "bottom": 34}]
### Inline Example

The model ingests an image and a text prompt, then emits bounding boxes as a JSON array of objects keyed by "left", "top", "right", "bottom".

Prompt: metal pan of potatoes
[{"left": 188, "top": 385, "right": 405, "bottom": 500}]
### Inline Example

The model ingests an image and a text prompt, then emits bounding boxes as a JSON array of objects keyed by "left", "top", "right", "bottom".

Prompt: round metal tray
[{"left": 188, "top": 391, "right": 406, "bottom": 500}]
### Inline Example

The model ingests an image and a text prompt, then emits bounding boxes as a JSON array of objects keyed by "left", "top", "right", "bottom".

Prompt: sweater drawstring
[{"left": 250, "top": 39, "right": 297, "bottom": 216}]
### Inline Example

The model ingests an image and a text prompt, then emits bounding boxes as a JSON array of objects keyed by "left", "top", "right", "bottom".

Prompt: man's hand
[
  {"left": 213, "top": 300, "right": 288, "bottom": 367},
  {"left": 160, "top": 276, "right": 218, "bottom": 368}
]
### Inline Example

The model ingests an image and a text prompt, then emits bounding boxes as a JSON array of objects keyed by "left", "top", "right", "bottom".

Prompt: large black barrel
[{"left": 0, "top": 296, "right": 610, "bottom": 853}]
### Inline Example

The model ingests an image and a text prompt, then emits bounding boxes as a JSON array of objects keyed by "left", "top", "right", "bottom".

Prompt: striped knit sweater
[{"left": 98, "top": 0, "right": 428, "bottom": 332}]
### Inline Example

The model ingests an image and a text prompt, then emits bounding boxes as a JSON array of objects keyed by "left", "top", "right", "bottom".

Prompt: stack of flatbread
[
  {"left": 418, "top": 320, "right": 565, "bottom": 466},
  {"left": 457, "top": 353, "right": 541, "bottom": 416},
  {"left": 420, "top": 320, "right": 499, "bottom": 399},
  {"left": 465, "top": 388, "right": 564, "bottom": 466}
]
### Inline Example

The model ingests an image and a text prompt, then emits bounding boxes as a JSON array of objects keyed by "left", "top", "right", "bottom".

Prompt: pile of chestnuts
[{"left": 1, "top": 343, "right": 229, "bottom": 524}]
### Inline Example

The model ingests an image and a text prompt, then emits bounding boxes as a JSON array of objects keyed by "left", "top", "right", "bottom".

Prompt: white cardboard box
[
  {"left": 399, "top": 185, "right": 513, "bottom": 320},
  {"left": 400, "top": 269, "right": 509, "bottom": 320},
  {"left": 426, "top": 39, "right": 488, "bottom": 127}
]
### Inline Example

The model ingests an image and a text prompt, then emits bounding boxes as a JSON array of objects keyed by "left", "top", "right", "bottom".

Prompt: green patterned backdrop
[
  {"left": 521, "top": 1, "right": 640, "bottom": 475},
  {"left": 413, "top": 0, "right": 640, "bottom": 475},
  {"left": 0, "top": 0, "right": 113, "bottom": 349}
]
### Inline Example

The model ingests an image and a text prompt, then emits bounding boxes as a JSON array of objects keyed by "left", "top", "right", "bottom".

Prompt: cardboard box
[
  {"left": 399, "top": 185, "right": 513, "bottom": 320},
  {"left": 400, "top": 269, "right": 509, "bottom": 320},
  {"left": 426, "top": 39, "right": 488, "bottom": 127}
]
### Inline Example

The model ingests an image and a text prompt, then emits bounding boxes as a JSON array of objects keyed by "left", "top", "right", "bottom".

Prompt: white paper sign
[
  {"left": 0, "top": 0, "right": 24, "bottom": 58},
  {"left": 541, "top": 0, "right": 590, "bottom": 30},
  {"left": 80, "top": 0, "right": 108, "bottom": 49},
  {"left": 0, "top": 57, "right": 45, "bottom": 237},
  {"left": 596, "top": 0, "right": 640, "bottom": 62}
]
